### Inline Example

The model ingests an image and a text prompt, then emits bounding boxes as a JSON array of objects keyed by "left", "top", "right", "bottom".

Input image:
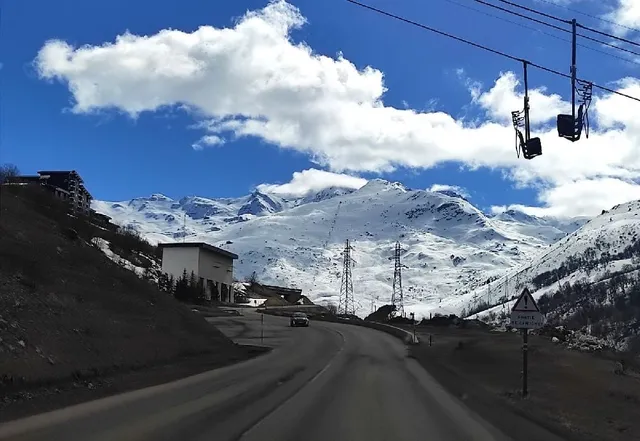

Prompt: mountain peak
[
  {"left": 238, "top": 191, "right": 284, "bottom": 216},
  {"left": 432, "top": 189, "right": 468, "bottom": 201},
  {"left": 359, "top": 179, "right": 406, "bottom": 193},
  {"left": 148, "top": 193, "right": 172, "bottom": 202}
]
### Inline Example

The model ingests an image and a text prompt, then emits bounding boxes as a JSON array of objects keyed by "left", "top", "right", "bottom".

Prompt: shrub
[{"left": 0, "top": 163, "right": 19, "bottom": 184}]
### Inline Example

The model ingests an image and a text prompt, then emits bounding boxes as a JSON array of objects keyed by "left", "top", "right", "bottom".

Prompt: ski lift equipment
[
  {"left": 557, "top": 19, "right": 593, "bottom": 143},
  {"left": 511, "top": 61, "right": 542, "bottom": 160},
  {"left": 557, "top": 79, "right": 592, "bottom": 142}
]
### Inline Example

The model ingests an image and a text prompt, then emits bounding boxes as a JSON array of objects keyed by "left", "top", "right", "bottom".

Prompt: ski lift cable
[
  {"left": 471, "top": 0, "right": 640, "bottom": 59},
  {"left": 439, "top": 0, "right": 640, "bottom": 66},
  {"left": 492, "top": 0, "right": 640, "bottom": 48},
  {"left": 533, "top": 0, "right": 640, "bottom": 35},
  {"left": 346, "top": 0, "right": 640, "bottom": 103}
]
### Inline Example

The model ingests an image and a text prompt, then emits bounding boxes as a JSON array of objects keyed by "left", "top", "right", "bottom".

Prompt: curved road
[{"left": 0, "top": 311, "right": 562, "bottom": 441}]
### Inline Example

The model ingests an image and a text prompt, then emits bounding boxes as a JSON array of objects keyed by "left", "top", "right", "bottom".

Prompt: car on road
[{"left": 290, "top": 312, "right": 310, "bottom": 327}]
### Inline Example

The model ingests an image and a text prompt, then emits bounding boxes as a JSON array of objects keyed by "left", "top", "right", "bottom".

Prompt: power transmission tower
[
  {"left": 391, "top": 241, "right": 408, "bottom": 317},
  {"left": 338, "top": 239, "right": 356, "bottom": 316}
]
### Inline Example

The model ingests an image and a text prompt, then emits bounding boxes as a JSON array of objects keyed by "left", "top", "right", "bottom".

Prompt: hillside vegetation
[{"left": 0, "top": 185, "right": 248, "bottom": 399}]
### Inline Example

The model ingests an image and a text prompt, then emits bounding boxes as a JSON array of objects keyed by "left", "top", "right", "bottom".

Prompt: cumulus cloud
[
  {"left": 474, "top": 72, "right": 569, "bottom": 125},
  {"left": 33, "top": 0, "right": 640, "bottom": 217},
  {"left": 492, "top": 178, "right": 640, "bottom": 217},
  {"left": 192, "top": 135, "right": 225, "bottom": 150},
  {"left": 606, "top": 0, "right": 640, "bottom": 36},
  {"left": 429, "top": 184, "right": 470, "bottom": 198},
  {"left": 256, "top": 168, "right": 367, "bottom": 197}
]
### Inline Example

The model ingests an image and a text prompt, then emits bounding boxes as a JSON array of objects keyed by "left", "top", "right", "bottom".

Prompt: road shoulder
[{"left": 0, "top": 345, "right": 269, "bottom": 423}]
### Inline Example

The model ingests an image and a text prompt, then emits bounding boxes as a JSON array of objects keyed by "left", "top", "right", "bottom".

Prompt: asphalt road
[{"left": 0, "top": 311, "right": 563, "bottom": 441}]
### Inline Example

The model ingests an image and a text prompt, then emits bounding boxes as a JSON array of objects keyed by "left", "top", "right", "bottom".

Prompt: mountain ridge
[{"left": 92, "top": 179, "right": 591, "bottom": 318}]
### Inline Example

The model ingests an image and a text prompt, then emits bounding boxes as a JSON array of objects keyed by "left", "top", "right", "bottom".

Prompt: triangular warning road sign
[{"left": 512, "top": 288, "right": 540, "bottom": 312}]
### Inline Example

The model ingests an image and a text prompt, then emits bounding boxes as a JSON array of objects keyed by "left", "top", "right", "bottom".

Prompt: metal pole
[
  {"left": 522, "top": 328, "right": 529, "bottom": 397},
  {"left": 411, "top": 313, "right": 416, "bottom": 342},
  {"left": 429, "top": 334, "right": 432, "bottom": 347},
  {"left": 571, "top": 19, "right": 577, "bottom": 141},
  {"left": 523, "top": 61, "right": 530, "bottom": 141},
  {"left": 261, "top": 313, "right": 264, "bottom": 344}
]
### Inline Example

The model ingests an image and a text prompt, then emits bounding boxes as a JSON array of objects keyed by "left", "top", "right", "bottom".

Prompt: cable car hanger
[
  {"left": 556, "top": 19, "right": 593, "bottom": 143},
  {"left": 512, "top": 61, "right": 542, "bottom": 160}
]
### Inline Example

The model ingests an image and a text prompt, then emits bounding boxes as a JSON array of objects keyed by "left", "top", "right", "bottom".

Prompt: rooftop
[{"left": 158, "top": 242, "right": 239, "bottom": 260}]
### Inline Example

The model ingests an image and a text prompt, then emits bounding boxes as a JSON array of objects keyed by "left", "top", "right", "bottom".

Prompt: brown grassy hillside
[{"left": 0, "top": 185, "right": 245, "bottom": 393}]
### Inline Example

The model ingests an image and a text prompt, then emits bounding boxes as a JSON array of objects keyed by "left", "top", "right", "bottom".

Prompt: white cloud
[
  {"left": 606, "top": 0, "right": 640, "bottom": 36},
  {"left": 192, "top": 135, "right": 225, "bottom": 150},
  {"left": 33, "top": 0, "right": 640, "bottom": 217},
  {"left": 492, "top": 178, "right": 640, "bottom": 218},
  {"left": 428, "top": 183, "right": 469, "bottom": 198},
  {"left": 490, "top": 205, "right": 508, "bottom": 215},
  {"left": 256, "top": 168, "right": 367, "bottom": 197},
  {"left": 474, "top": 72, "right": 569, "bottom": 125}
]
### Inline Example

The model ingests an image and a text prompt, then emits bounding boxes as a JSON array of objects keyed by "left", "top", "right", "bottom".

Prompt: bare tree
[
  {"left": 0, "top": 163, "right": 19, "bottom": 184},
  {"left": 248, "top": 271, "right": 258, "bottom": 284},
  {"left": 326, "top": 303, "right": 338, "bottom": 315}
]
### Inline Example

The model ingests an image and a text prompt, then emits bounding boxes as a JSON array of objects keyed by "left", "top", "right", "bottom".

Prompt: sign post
[
  {"left": 410, "top": 312, "right": 416, "bottom": 342},
  {"left": 510, "top": 288, "right": 543, "bottom": 398}
]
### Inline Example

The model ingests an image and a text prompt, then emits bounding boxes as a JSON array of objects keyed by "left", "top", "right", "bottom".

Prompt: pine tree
[
  {"left": 156, "top": 272, "right": 166, "bottom": 291},
  {"left": 174, "top": 269, "right": 190, "bottom": 302},
  {"left": 195, "top": 277, "right": 206, "bottom": 304},
  {"left": 188, "top": 271, "right": 198, "bottom": 303}
]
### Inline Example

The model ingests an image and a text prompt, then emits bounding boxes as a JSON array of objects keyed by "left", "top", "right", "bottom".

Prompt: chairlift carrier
[
  {"left": 511, "top": 61, "right": 542, "bottom": 160},
  {"left": 556, "top": 19, "right": 593, "bottom": 142}
]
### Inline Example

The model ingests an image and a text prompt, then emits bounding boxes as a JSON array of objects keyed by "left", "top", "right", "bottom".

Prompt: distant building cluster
[{"left": 3, "top": 168, "right": 305, "bottom": 306}]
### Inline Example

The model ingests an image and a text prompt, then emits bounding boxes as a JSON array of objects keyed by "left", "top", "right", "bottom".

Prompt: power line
[
  {"left": 493, "top": 0, "right": 568, "bottom": 24},
  {"left": 441, "top": 0, "right": 640, "bottom": 66},
  {"left": 345, "top": 0, "right": 640, "bottom": 103},
  {"left": 577, "top": 22, "right": 640, "bottom": 49},
  {"left": 494, "top": 0, "right": 640, "bottom": 49},
  {"left": 472, "top": 0, "right": 640, "bottom": 59},
  {"left": 534, "top": 0, "right": 640, "bottom": 35}
]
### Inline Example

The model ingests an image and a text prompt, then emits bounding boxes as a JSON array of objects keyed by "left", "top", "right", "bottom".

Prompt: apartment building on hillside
[{"left": 8, "top": 170, "right": 92, "bottom": 214}]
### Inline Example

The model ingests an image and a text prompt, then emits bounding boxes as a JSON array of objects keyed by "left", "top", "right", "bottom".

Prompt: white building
[{"left": 158, "top": 242, "right": 239, "bottom": 303}]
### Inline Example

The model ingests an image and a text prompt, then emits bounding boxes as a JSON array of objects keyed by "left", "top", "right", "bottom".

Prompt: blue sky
[{"left": 2, "top": 0, "right": 639, "bottom": 215}]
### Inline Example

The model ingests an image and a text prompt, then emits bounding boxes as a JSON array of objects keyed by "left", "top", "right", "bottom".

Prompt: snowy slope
[
  {"left": 93, "top": 179, "right": 587, "bottom": 318},
  {"left": 452, "top": 200, "right": 640, "bottom": 320}
]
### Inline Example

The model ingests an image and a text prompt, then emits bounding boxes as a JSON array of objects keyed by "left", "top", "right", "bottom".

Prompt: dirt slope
[
  {"left": 411, "top": 326, "right": 640, "bottom": 441},
  {"left": 0, "top": 185, "right": 244, "bottom": 395}
]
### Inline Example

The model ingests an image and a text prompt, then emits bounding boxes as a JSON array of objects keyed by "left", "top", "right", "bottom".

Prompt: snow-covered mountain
[
  {"left": 461, "top": 200, "right": 640, "bottom": 349},
  {"left": 92, "top": 179, "right": 589, "bottom": 318}
]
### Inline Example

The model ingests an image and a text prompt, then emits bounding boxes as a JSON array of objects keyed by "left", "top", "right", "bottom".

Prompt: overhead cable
[
  {"left": 534, "top": 0, "right": 640, "bottom": 35},
  {"left": 472, "top": 0, "right": 640, "bottom": 59},
  {"left": 492, "top": 0, "right": 640, "bottom": 48},
  {"left": 438, "top": 0, "right": 640, "bottom": 65},
  {"left": 345, "top": 0, "right": 640, "bottom": 103}
]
